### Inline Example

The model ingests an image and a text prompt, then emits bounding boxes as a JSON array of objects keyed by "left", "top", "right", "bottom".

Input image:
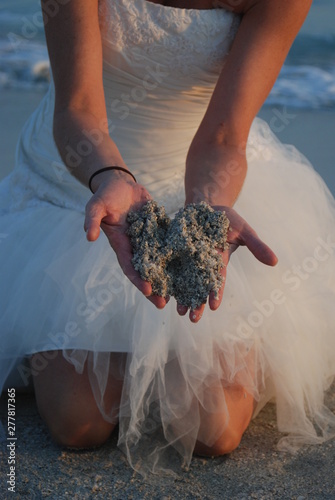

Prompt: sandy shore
[
  {"left": 1, "top": 387, "right": 335, "bottom": 498},
  {"left": 1, "top": 89, "right": 335, "bottom": 498}
]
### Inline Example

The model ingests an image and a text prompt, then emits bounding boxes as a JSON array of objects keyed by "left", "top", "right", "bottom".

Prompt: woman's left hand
[{"left": 176, "top": 205, "right": 278, "bottom": 323}]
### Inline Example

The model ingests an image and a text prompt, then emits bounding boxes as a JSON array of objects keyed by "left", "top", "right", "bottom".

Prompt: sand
[
  {"left": 1, "top": 387, "right": 335, "bottom": 498},
  {"left": 1, "top": 89, "right": 335, "bottom": 497},
  {"left": 127, "top": 200, "right": 229, "bottom": 308}
]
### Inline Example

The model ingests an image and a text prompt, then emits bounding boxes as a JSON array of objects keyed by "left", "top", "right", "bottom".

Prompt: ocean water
[{"left": 0, "top": 0, "right": 334, "bottom": 109}]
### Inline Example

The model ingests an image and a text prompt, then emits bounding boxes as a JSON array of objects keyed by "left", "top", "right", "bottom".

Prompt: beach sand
[{"left": 1, "top": 89, "right": 335, "bottom": 498}]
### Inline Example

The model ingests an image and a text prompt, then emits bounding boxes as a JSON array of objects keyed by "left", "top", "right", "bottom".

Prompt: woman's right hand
[
  {"left": 84, "top": 170, "right": 168, "bottom": 309},
  {"left": 176, "top": 205, "right": 278, "bottom": 322}
]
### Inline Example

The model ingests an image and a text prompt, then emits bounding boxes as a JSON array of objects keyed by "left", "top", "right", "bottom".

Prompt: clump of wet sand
[{"left": 127, "top": 201, "right": 230, "bottom": 310}]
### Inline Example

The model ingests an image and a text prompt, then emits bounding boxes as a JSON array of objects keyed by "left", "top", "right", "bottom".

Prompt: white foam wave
[
  {"left": 266, "top": 65, "right": 335, "bottom": 109},
  {"left": 0, "top": 38, "right": 49, "bottom": 90}
]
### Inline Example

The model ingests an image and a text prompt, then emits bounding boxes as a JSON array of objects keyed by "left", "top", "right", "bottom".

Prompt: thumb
[
  {"left": 84, "top": 199, "right": 106, "bottom": 241},
  {"left": 242, "top": 228, "right": 278, "bottom": 267}
]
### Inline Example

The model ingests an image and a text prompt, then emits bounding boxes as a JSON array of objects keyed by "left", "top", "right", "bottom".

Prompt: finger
[
  {"left": 103, "top": 224, "right": 151, "bottom": 294},
  {"left": 102, "top": 219, "right": 170, "bottom": 308},
  {"left": 209, "top": 249, "right": 228, "bottom": 311},
  {"left": 209, "top": 276, "right": 225, "bottom": 311},
  {"left": 84, "top": 200, "right": 106, "bottom": 241},
  {"left": 104, "top": 226, "right": 170, "bottom": 306},
  {"left": 177, "top": 304, "right": 188, "bottom": 316},
  {"left": 114, "top": 244, "right": 153, "bottom": 297},
  {"left": 241, "top": 229, "right": 278, "bottom": 267},
  {"left": 148, "top": 295, "right": 169, "bottom": 309},
  {"left": 189, "top": 303, "right": 206, "bottom": 323}
]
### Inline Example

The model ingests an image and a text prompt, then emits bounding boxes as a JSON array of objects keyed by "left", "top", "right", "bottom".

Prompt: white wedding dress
[{"left": 1, "top": 0, "right": 335, "bottom": 474}]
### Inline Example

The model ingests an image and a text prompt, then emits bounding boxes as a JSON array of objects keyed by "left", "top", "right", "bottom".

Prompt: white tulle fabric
[{"left": 1, "top": 0, "right": 335, "bottom": 474}]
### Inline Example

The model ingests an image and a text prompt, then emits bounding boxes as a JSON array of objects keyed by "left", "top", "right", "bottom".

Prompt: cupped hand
[
  {"left": 177, "top": 206, "right": 278, "bottom": 323},
  {"left": 84, "top": 172, "right": 168, "bottom": 309}
]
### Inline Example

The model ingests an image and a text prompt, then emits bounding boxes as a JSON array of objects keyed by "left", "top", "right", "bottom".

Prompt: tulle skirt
[{"left": 1, "top": 117, "right": 335, "bottom": 474}]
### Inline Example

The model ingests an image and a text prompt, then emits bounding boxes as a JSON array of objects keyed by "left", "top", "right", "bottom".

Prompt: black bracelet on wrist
[{"left": 88, "top": 166, "right": 137, "bottom": 193}]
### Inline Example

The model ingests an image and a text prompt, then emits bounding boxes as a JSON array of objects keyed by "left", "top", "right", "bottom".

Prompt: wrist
[
  {"left": 185, "top": 183, "right": 243, "bottom": 208},
  {"left": 193, "top": 118, "right": 250, "bottom": 151},
  {"left": 90, "top": 166, "right": 136, "bottom": 194},
  {"left": 185, "top": 144, "right": 247, "bottom": 208}
]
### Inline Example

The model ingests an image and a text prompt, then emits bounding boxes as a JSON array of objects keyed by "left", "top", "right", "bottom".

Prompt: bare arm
[
  {"left": 183, "top": 0, "right": 311, "bottom": 321},
  {"left": 41, "top": 0, "right": 128, "bottom": 188},
  {"left": 185, "top": 0, "right": 312, "bottom": 207}
]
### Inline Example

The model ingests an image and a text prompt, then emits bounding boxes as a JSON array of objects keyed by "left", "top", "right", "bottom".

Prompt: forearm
[
  {"left": 42, "top": 0, "right": 128, "bottom": 189},
  {"left": 197, "top": 0, "right": 312, "bottom": 145},
  {"left": 53, "top": 108, "right": 127, "bottom": 188},
  {"left": 186, "top": 0, "right": 312, "bottom": 206},
  {"left": 185, "top": 144, "right": 247, "bottom": 207}
]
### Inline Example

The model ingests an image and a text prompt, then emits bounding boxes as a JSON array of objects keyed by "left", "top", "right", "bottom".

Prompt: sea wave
[
  {"left": 0, "top": 38, "right": 49, "bottom": 90},
  {"left": 286, "top": 33, "right": 335, "bottom": 69},
  {"left": 266, "top": 65, "right": 335, "bottom": 109},
  {"left": 0, "top": 8, "right": 45, "bottom": 41}
]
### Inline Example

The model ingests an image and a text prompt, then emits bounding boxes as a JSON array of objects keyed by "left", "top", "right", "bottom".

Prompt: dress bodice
[
  {"left": 99, "top": 0, "right": 239, "bottom": 82},
  {"left": 97, "top": 0, "right": 240, "bottom": 208}
]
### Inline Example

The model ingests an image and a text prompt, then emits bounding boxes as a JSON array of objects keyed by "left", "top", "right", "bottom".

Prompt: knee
[
  {"left": 207, "top": 427, "right": 243, "bottom": 456},
  {"left": 194, "top": 426, "right": 243, "bottom": 457},
  {"left": 40, "top": 406, "right": 115, "bottom": 449},
  {"left": 194, "top": 385, "right": 254, "bottom": 457},
  {"left": 51, "top": 419, "right": 115, "bottom": 450}
]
